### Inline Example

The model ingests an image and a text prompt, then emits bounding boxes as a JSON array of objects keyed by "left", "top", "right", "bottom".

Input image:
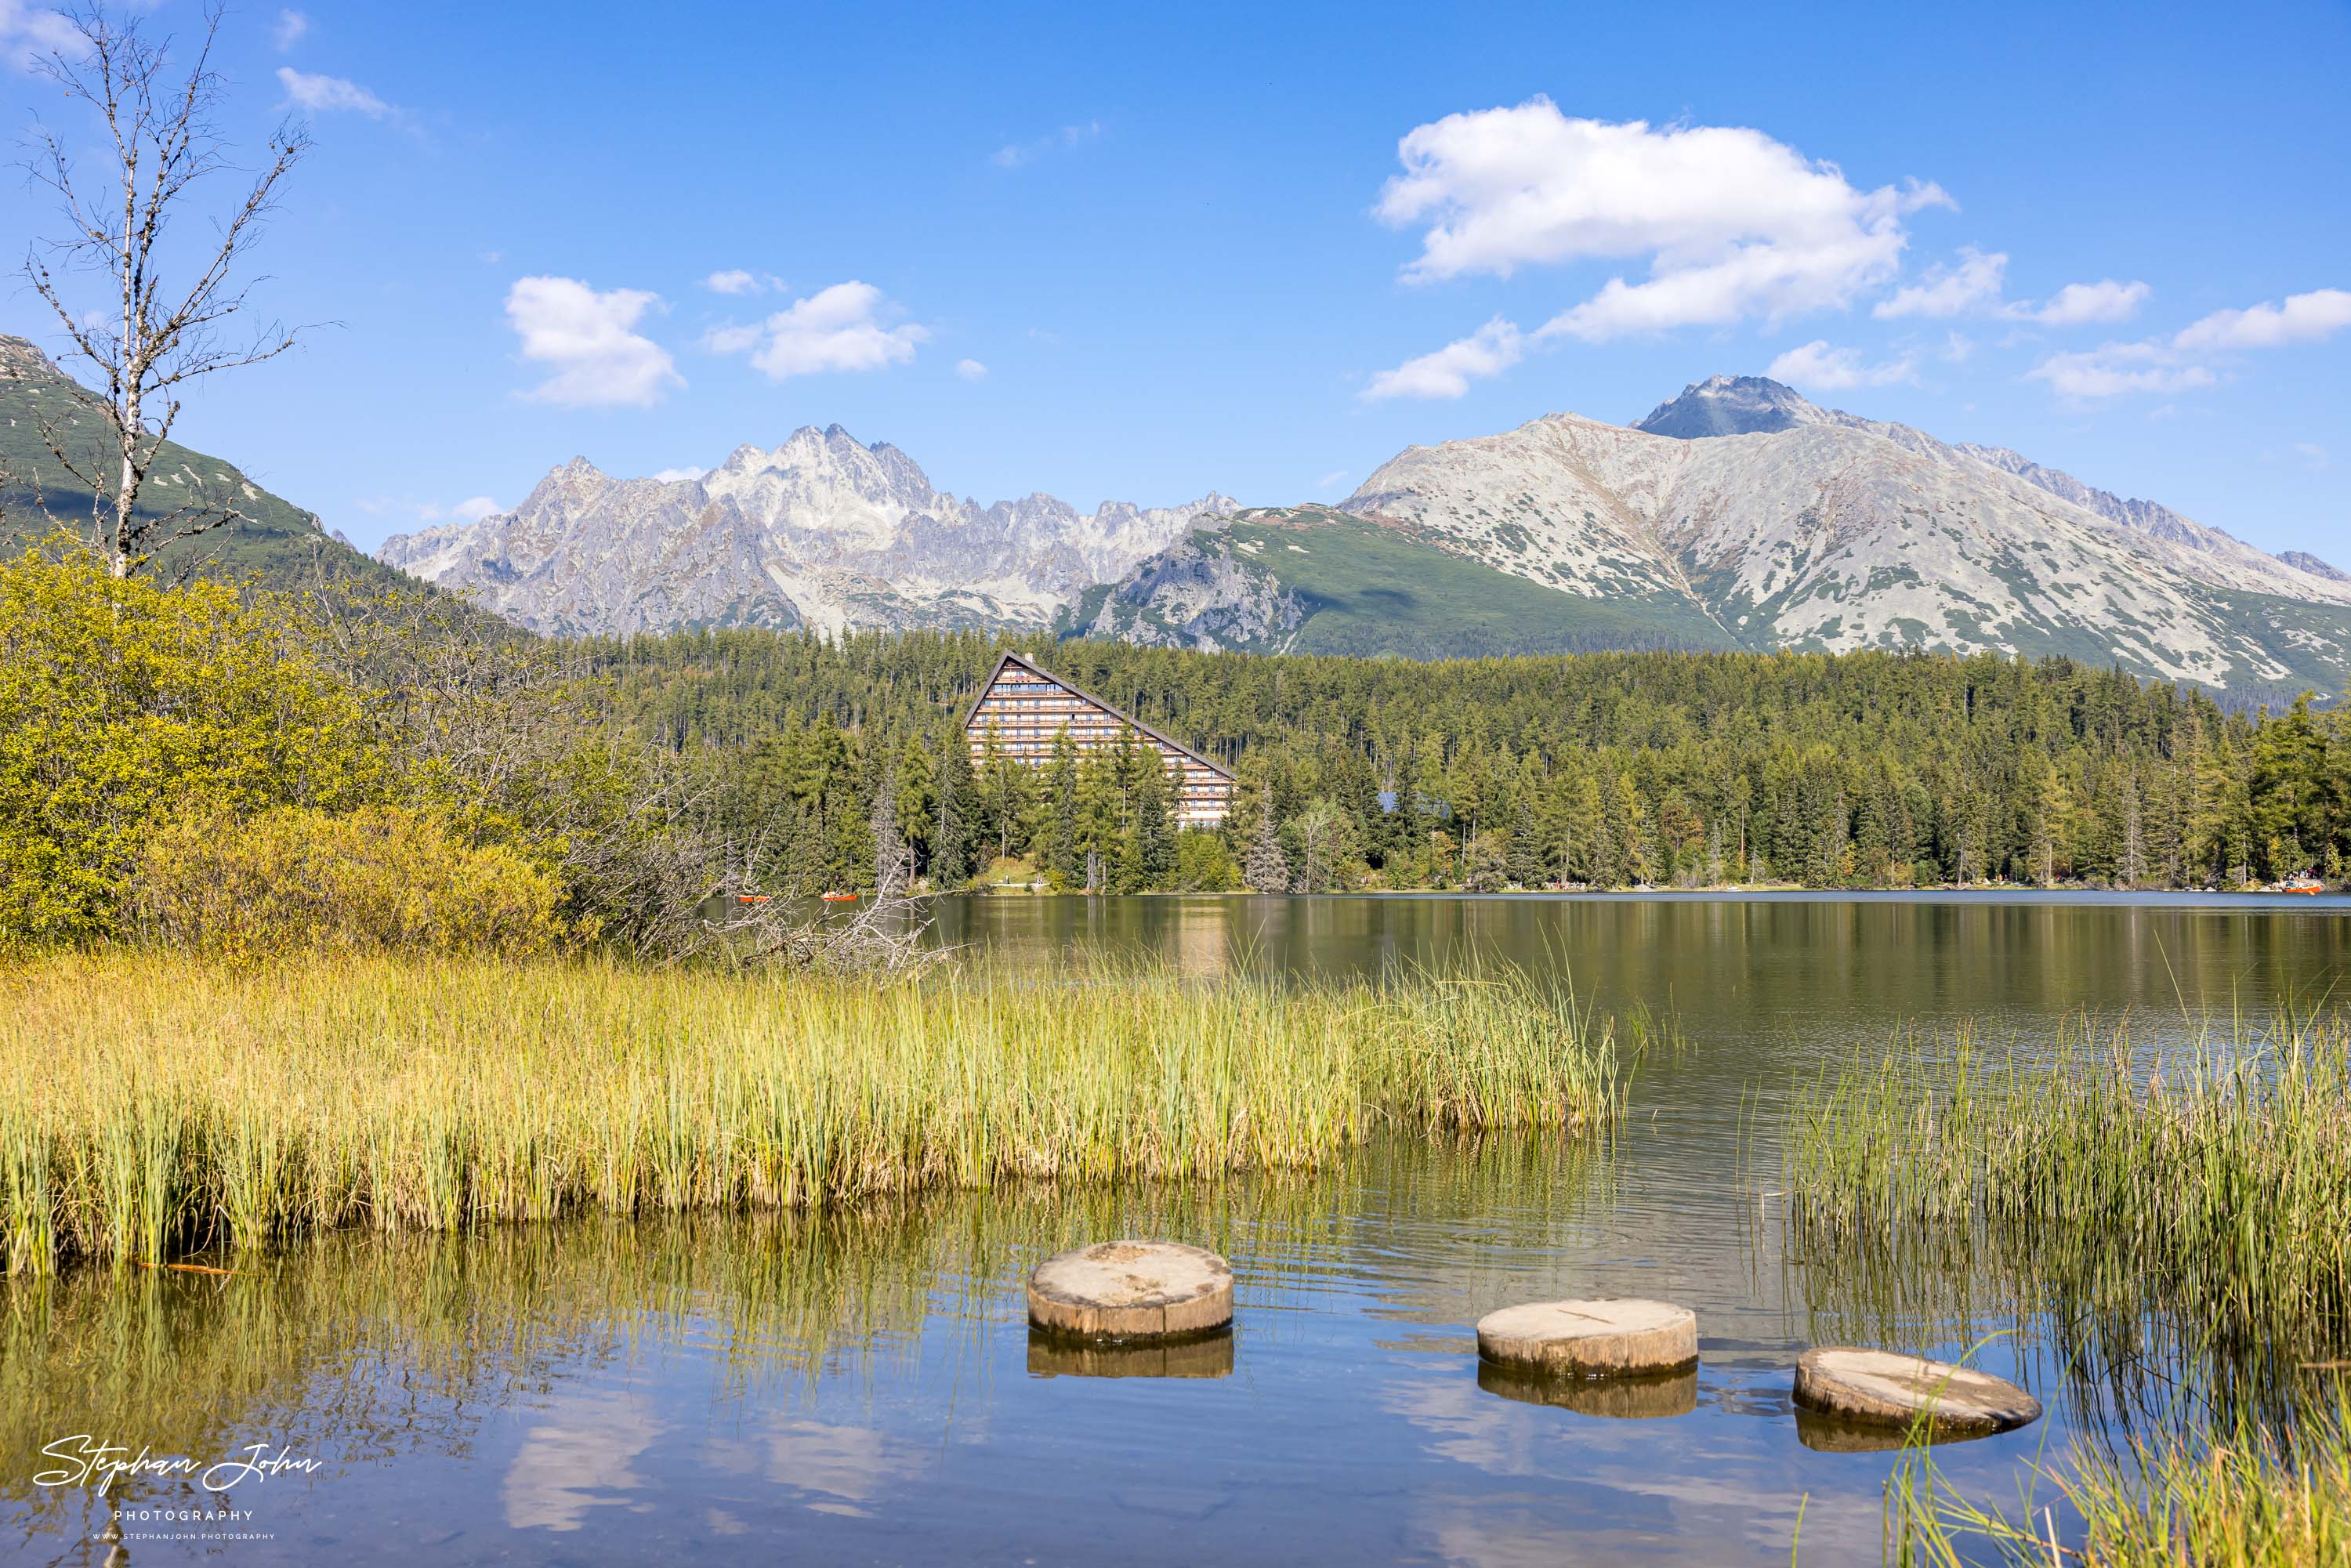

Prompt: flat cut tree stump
[
  {"left": 1792, "top": 1348, "right": 2041, "bottom": 1436},
  {"left": 1027, "top": 1240, "right": 1233, "bottom": 1339},
  {"left": 1475, "top": 1298, "right": 1698, "bottom": 1378}
]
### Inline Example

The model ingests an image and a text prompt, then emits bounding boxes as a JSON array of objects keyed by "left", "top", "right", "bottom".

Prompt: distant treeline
[{"left": 586, "top": 628, "right": 2351, "bottom": 894}]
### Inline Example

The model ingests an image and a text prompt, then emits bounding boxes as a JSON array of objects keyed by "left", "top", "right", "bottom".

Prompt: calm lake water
[{"left": 10, "top": 893, "right": 2350, "bottom": 1566}]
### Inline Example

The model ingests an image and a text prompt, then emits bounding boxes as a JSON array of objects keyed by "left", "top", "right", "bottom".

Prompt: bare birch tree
[{"left": 20, "top": 2, "right": 310, "bottom": 577}]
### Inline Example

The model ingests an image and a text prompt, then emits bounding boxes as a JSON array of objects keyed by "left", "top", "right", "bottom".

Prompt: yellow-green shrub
[
  {"left": 131, "top": 805, "right": 563, "bottom": 961},
  {"left": 0, "top": 543, "right": 374, "bottom": 942}
]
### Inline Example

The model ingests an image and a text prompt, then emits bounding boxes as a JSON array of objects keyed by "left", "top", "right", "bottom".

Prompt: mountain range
[
  {"left": 375, "top": 372, "right": 2348, "bottom": 693},
  {"left": 378, "top": 429, "right": 1237, "bottom": 637},
  {"left": 4, "top": 324, "right": 2343, "bottom": 698}
]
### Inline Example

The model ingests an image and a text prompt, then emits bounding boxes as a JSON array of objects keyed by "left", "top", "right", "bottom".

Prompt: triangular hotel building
[{"left": 962, "top": 653, "right": 1235, "bottom": 828}]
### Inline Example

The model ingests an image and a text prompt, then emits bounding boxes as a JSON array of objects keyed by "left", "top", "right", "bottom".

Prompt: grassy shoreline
[
  {"left": 0, "top": 953, "right": 1621, "bottom": 1274},
  {"left": 1784, "top": 1011, "right": 2351, "bottom": 1367},
  {"left": 1784, "top": 1012, "right": 2351, "bottom": 1562}
]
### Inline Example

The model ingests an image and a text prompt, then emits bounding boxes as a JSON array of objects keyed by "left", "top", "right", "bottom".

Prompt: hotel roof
[{"left": 963, "top": 651, "right": 1237, "bottom": 781}]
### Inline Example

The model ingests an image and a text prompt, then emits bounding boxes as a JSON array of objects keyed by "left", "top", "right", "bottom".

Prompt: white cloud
[
  {"left": 1874, "top": 248, "right": 2007, "bottom": 319},
  {"left": 2, "top": 2, "right": 77, "bottom": 71},
  {"left": 2295, "top": 442, "right": 2329, "bottom": 471},
  {"left": 271, "top": 9, "right": 308, "bottom": 50},
  {"left": 2025, "top": 285, "right": 2349, "bottom": 400},
  {"left": 1943, "top": 331, "right": 1976, "bottom": 363},
  {"left": 2005, "top": 278, "right": 2150, "bottom": 325},
  {"left": 276, "top": 67, "right": 389, "bottom": 117},
  {"left": 2172, "top": 288, "right": 2351, "bottom": 351},
  {"left": 705, "top": 281, "right": 929, "bottom": 381},
  {"left": 2026, "top": 340, "right": 2215, "bottom": 400},
  {"left": 991, "top": 121, "right": 1102, "bottom": 169},
  {"left": 651, "top": 465, "right": 708, "bottom": 483},
  {"left": 504, "top": 276, "right": 682, "bottom": 407},
  {"left": 954, "top": 358, "right": 988, "bottom": 380},
  {"left": 1765, "top": 339, "right": 1916, "bottom": 391},
  {"left": 1316, "top": 469, "right": 1349, "bottom": 490},
  {"left": 702, "top": 270, "right": 788, "bottom": 297},
  {"left": 1362, "top": 317, "right": 1523, "bottom": 400},
  {"left": 1375, "top": 99, "right": 1948, "bottom": 340}
]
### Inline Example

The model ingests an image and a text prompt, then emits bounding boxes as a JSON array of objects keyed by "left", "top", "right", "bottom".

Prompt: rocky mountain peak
[
  {"left": 378, "top": 427, "right": 1241, "bottom": 639},
  {"left": 0, "top": 334, "right": 58, "bottom": 381},
  {"left": 2284, "top": 549, "right": 2349, "bottom": 583},
  {"left": 1632, "top": 375, "right": 1831, "bottom": 438}
]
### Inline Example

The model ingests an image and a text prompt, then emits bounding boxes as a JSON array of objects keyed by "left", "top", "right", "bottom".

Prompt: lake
[{"left": 9, "top": 893, "right": 2349, "bottom": 1566}]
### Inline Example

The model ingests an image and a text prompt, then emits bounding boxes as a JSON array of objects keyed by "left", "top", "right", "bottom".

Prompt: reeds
[
  {"left": 1887, "top": 1401, "right": 2351, "bottom": 1566},
  {"left": 1784, "top": 1011, "right": 2351, "bottom": 1365},
  {"left": 0, "top": 951, "right": 1620, "bottom": 1273}
]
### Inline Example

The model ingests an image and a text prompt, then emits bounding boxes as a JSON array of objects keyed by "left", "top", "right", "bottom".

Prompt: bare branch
[{"left": 16, "top": 1, "right": 310, "bottom": 578}]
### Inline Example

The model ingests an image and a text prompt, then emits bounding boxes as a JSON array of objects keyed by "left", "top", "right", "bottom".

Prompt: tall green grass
[
  {"left": 1886, "top": 1401, "right": 2351, "bottom": 1566},
  {"left": 1, "top": 1131, "right": 1617, "bottom": 1523},
  {"left": 1784, "top": 1011, "right": 2351, "bottom": 1366},
  {"left": 0, "top": 952, "right": 1620, "bottom": 1273}
]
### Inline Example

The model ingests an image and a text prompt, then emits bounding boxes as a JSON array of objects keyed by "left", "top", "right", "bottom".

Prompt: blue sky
[{"left": 5, "top": 0, "right": 2346, "bottom": 560}]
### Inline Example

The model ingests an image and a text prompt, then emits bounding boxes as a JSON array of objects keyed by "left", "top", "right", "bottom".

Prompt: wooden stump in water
[
  {"left": 1792, "top": 1348, "right": 2041, "bottom": 1436},
  {"left": 1027, "top": 1240, "right": 1233, "bottom": 1339},
  {"left": 1475, "top": 1298, "right": 1698, "bottom": 1378}
]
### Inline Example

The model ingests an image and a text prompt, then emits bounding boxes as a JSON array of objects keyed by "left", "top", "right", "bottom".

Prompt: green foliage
[
  {"left": 131, "top": 805, "right": 563, "bottom": 961},
  {"left": 1072, "top": 510, "right": 1737, "bottom": 658},
  {"left": 1172, "top": 830, "right": 1237, "bottom": 891},
  {"left": 0, "top": 543, "right": 373, "bottom": 943},
  {"left": 588, "top": 622, "right": 2351, "bottom": 894},
  {"left": 1786, "top": 1013, "right": 2351, "bottom": 1364},
  {"left": 0, "top": 338, "right": 425, "bottom": 596},
  {"left": 305, "top": 585, "right": 725, "bottom": 952},
  {"left": 1888, "top": 1399, "right": 2351, "bottom": 1567},
  {"left": 0, "top": 951, "right": 1621, "bottom": 1271}
]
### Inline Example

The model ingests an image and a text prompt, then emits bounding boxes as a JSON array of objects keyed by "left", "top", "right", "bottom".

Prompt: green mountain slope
[
  {"left": 1062, "top": 508, "right": 1743, "bottom": 658},
  {"left": 0, "top": 333, "right": 406, "bottom": 592}
]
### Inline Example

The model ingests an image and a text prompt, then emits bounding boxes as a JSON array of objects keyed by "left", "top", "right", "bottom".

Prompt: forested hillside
[
  {"left": 0, "top": 335, "right": 410, "bottom": 594},
  {"left": 588, "top": 628, "right": 2350, "bottom": 896}
]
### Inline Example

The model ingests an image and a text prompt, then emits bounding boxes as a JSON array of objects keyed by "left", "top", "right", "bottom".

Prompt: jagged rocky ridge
[
  {"left": 376, "top": 377, "right": 2350, "bottom": 693},
  {"left": 1631, "top": 375, "right": 2336, "bottom": 599},
  {"left": 378, "top": 426, "right": 1237, "bottom": 637},
  {"left": 1089, "top": 378, "right": 2351, "bottom": 691}
]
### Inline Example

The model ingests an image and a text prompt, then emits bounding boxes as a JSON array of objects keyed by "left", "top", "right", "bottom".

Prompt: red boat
[
  {"left": 820, "top": 891, "right": 859, "bottom": 902},
  {"left": 2284, "top": 875, "right": 2324, "bottom": 896}
]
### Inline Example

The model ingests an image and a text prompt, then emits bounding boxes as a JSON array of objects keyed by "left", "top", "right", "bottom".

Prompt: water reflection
[
  {"left": 1476, "top": 1361, "right": 1699, "bottom": 1420},
  {"left": 5, "top": 896, "right": 2346, "bottom": 1565},
  {"left": 1027, "top": 1331, "right": 1235, "bottom": 1379}
]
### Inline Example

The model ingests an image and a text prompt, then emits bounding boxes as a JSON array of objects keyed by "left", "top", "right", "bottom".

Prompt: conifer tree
[
  {"left": 932, "top": 738, "right": 980, "bottom": 888},
  {"left": 1040, "top": 730, "right": 1081, "bottom": 886},
  {"left": 1243, "top": 809, "right": 1291, "bottom": 893},
  {"left": 1132, "top": 751, "right": 1176, "bottom": 889}
]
